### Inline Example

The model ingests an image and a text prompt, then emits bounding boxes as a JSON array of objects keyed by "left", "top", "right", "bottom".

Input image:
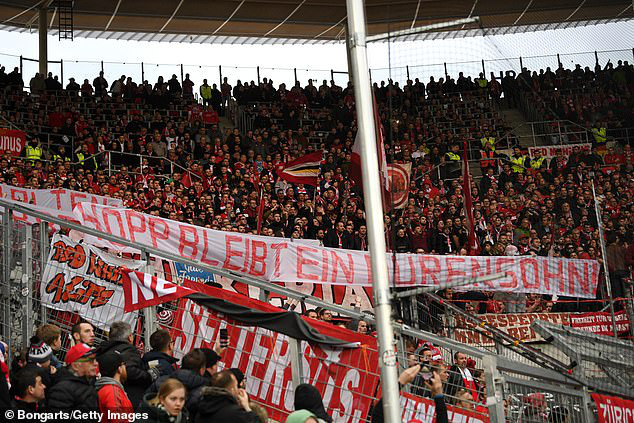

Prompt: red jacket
[{"left": 96, "top": 378, "right": 134, "bottom": 423}]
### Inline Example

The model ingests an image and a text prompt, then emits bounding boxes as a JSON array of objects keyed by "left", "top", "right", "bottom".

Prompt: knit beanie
[{"left": 28, "top": 336, "right": 53, "bottom": 364}]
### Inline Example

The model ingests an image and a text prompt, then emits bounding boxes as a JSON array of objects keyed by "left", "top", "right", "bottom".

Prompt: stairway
[{"left": 501, "top": 108, "right": 546, "bottom": 148}]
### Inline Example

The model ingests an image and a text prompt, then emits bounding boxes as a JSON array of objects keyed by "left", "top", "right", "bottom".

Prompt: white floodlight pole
[{"left": 346, "top": 0, "right": 401, "bottom": 421}]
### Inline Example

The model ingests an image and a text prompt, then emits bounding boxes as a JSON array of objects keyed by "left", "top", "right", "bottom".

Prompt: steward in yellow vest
[{"left": 510, "top": 146, "right": 527, "bottom": 173}]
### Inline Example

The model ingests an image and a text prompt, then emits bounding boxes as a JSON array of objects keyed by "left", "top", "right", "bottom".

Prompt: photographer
[{"left": 370, "top": 365, "right": 448, "bottom": 423}]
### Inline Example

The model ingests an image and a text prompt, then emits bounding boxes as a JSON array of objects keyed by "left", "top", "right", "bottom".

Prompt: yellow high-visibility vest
[
  {"left": 446, "top": 152, "right": 460, "bottom": 161},
  {"left": 481, "top": 136, "right": 495, "bottom": 151},
  {"left": 530, "top": 157, "right": 545, "bottom": 169},
  {"left": 592, "top": 127, "right": 607, "bottom": 143},
  {"left": 26, "top": 145, "right": 42, "bottom": 161},
  {"left": 511, "top": 155, "right": 526, "bottom": 173},
  {"left": 200, "top": 85, "right": 212, "bottom": 99}
]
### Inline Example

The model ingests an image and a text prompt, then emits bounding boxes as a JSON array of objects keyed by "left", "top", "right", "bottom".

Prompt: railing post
[
  {"left": 519, "top": 56, "right": 523, "bottom": 70},
  {"left": 180, "top": 63, "right": 184, "bottom": 84},
  {"left": 23, "top": 224, "right": 33, "bottom": 351},
  {"left": 594, "top": 50, "right": 599, "bottom": 66},
  {"left": 406, "top": 65, "right": 410, "bottom": 80},
  {"left": 257, "top": 66, "right": 261, "bottom": 85},
  {"left": 330, "top": 69, "right": 334, "bottom": 82},
  {"left": 288, "top": 338, "right": 303, "bottom": 388},
  {"left": 481, "top": 59, "right": 486, "bottom": 75},
  {"left": 19, "top": 55, "right": 23, "bottom": 77},
  {"left": 557, "top": 53, "right": 562, "bottom": 68},
  {"left": 444, "top": 62, "right": 448, "bottom": 78},
  {"left": 141, "top": 62, "right": 144, "bottom": 82},
  {"left": 483, "top": 355, "right": 506, "bottom": 423},
  {"left": 39, "top": 221, "right": 49, "bottom": 324},
  {"left": 219, "top": 65, "right": 223, "bottom": 88},
  {"left": 100, "top": 60, "right": 104, "bottom": 73},
  {"left": 2, "top": 207, "right": 12, "bottom": 360},
  {"left": 142, "top": 252, "right": 157, "bottom": 351},
  {"left": 60, "top": 59, "right": 64, "bottom": 85},
  {"left": 294, "top": 68, "right": 298, "bottom": 85}
]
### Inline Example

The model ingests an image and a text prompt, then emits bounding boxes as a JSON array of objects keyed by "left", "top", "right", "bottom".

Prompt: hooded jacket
[
  {"left": 194, "top": 386, "right": 259, "bottom": 423},
  {"left": 142, "top": 351, "right": 178, "bottom": 378},
  {"left": 46, "top": 368, "right": 99, "bottom": 422},
  {"left": 294, "top": 384, "right": 332, "bottom": 422},
  {"left": 138, "top": 393, "right": 189, "bottom": 423},
  {"left": 145, "top": 369, "right": 207, "bottom": 416},
  {"left": 95, "top": 376, "right": 134, "bottom": 422},
  {"left": 97, "top": 340, "right": 152, "bottom": 409}
]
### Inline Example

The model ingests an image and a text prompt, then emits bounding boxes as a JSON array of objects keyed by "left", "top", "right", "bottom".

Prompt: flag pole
[
  {"left": 591, "top": 180, "right": 618, "bottom": 337},
  {"left": 346, "top": 0, "right": 401, "bottom": 421}
]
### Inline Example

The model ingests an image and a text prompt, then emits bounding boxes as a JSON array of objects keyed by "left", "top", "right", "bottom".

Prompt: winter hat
[
  {"left": 286, "top": 410, "right": 317, "bottom": 423},
  {"left": 294, "top": 383, "right": 332, "bottom": 422},
  {"left": 96, "top": 351, "right": 124, "bottom": 378},
  {"left": 229, "top": 368, "right": 245, "bottom": 386},
  {"left": 199, "top": 348, "right": 221, "bottom": 368},
  {"left": 28, "top": 336, "right": 53, "bottom": 364}
]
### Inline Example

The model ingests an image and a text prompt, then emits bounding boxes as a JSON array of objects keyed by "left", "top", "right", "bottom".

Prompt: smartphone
[
  {"left": 420, "top": 365, "right": 433, "bottom": 382},
  {"left": 219, "top": 328, "right": 229, "bottom": 347}
]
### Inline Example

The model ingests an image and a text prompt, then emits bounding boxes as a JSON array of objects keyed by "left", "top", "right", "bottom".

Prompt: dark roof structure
[{"left": 0, "top": 0, "right": 632, "bottom": 44}]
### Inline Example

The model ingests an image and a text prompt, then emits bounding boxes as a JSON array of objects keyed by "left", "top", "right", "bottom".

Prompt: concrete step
[
  {"left": 500, "top": 108, "right": 547, "bottom": 148},
  {"left": 219, "top": 116, "right": 234, "bottom": 133}
]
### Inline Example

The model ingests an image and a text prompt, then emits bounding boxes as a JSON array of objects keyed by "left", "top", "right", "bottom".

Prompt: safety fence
[{"left": 0, "top": 199, "right": 631, "bottom": 421}]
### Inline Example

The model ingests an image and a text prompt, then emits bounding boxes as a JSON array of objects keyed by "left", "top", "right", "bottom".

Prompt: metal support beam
[
  {"left": 289, "top": 338, "right": 303, "bottom": 387},
  {"left": 346, "top": 0, "right": 400, "bottom": 421},
  {"left": 39, "top": 221, "right": 49, "bottom": 324},
  {"left": 141, "top": 62, "right": 145, "bottom": 82},
  {"left": 38, "top": 7, "right": 47, "bottom": 75},
  {"left": 483, "top": 355, "right": 505, "bottom": 423},
  {"left": 2, "top": 207, "right": 12, "bottom": 359},
  {"left": 257, "top": 66, "right": 261, "bottom": 85},
  {"left": 366, "top": 17, "right": 479, "bottom": 42},
  {"left": 142, "top": 252, "right": 156, "bottom": 350},
  {"left": 23, "top": 225, "right": 33, "bottom": 351}
]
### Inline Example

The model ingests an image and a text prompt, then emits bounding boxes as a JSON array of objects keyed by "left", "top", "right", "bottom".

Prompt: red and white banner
[
  {"left": 40, "top": 234, "right": 144, "bottom": 330},
  {"left": 122, "top": 268, "right": 196, "bottom": 312},
  {"left": 0, "top": 184, "right": 122, "bottom": 225},
  {"left": 528, "top": 143, "right": 591, "bottom": 159},
  {"left": 0, "top": 128, "right": 26, "bottom": 156},
  {"left": 401, "top": 392, "right": 489, "bottom": 422},
  {"left": 73, "top": 203, "right": 600, "bottom": 298},
  {"left": 592, "top": 393, "right": 634, "bottom": 423},
  {"left": 570, "top": 310, "right": 631, "bottom": 337},
  {"left": 452, "top": 313, "right": 571, "bottom": 346},
  {"left": 169, "top": 281, "right": 379, "bottom": 423},
  {"left": 387, "top": 163, "right": 411, "bottom": 209}
]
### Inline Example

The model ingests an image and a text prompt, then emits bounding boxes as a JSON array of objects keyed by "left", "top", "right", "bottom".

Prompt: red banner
[
  {"left": 168, "top": 281, "right": 379, "bottom": 423},
  {"left": 570, "top": 310, "right": 631, "bottom": 337},
  {"left": 592, "top": 393, "right": 634, "bottom": 423},
  {"left": 401, "top": 391, "right": 489, "bottom": 422},
  {"left": 0, "top": 128, "right": 26, "bottom": 156}
]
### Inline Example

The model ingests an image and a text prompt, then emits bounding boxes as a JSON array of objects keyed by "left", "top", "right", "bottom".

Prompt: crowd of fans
[{"left": 1, "top": 64, "right": 632, "bottom": 317}]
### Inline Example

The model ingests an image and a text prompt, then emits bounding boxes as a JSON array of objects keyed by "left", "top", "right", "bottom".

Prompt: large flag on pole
[
  {"left": 387, "top": 163, "right": 411, "bottom": 209},
  {"left": 277, "top": 150, "right": 323, "bottom": 186},
  {"left": 462, "top": 142, "right": 479, "bottom": 254}
]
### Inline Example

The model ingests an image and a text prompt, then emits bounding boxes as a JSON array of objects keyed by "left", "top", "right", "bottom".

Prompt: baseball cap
[{"left": 65, "top": 343, "right": 97, "bottom": 365}]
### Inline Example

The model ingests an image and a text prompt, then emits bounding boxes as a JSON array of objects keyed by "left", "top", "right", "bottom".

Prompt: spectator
[
  {"left": 195, "top": 369, "right": 259, "bottom": 423},
  {"left": 146, "top": 349, "right": 208, "bottom": 415},
  {"left": 36, "top": 324, "right": 63, "bottom": 370},
  {"left": 138, "top": 378, "right": 189, "bottom": 423},
  {"left": 446, "top": 352, "right": 477, "bottom": 400},
  {"left": 142, "top": 329, "right": 178, "bottom": 378},
  {"left": 199, "top": 347, "right": 222, "bottom": 380},
  {"left": 293, "top": 384, "right": 332, "bottom": 422},
  {"left": 71, "top": 321, "right": 95, "bottom": 346},
  {"left": 97, "top": 321, "right": 154, "bottom": 409},
  {"left": 46, "top": 343, "right": 99, "bottom": 416},
  {"left": 26, "top": 336, "right": 57, "bottom": 388},
  {"left": 10, "top": 367, "right": 46, "bottom": 412},
  {"left": 95, "top": 352, "right": 134, "bottom": 421},
  {"left": 286, "top": 410, "right": 320, "bottom": 423}
]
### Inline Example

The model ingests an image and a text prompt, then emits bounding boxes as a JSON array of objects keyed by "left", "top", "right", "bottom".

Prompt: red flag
[
  {"left": 277, "top": 150, "right": 322, "bottom": 186},
  {"left": 462, "top": 142, "right": 479, "bottom": 254},
  {"left": 350, "top": 96, "right": 390, "bottom": 209},
  {"left": 122, "top": 268, "right": 196, "bottom": 312}
]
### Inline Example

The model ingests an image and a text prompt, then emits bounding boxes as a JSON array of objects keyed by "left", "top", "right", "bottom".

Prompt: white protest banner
[
  {"left": 0, "top": 184, "right": 122, "bottom": 225},
  {"left": 73, "top": 203, "right": 600, "bottom": 298},
  {"left": 40, "top": 234, "right": 144, "bottom": 330},
  {"left": 401, "top": 391, "right": 489, "bottom": 422},
  {"left": 528, "top": 143, "right": 591, "bottom": 159}
]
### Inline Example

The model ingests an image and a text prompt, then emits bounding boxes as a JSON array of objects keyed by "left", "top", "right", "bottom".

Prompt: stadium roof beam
[{"left": 366, "top": 17, "right": 480, "bottom": 42}]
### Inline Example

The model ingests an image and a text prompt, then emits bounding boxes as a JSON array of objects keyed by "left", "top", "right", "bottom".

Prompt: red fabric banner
[
  {"left": 570, "top": 309, "right": 631, "bottom": 337},
  {"left": 592, "top": 393, "right": 634, "bottom": 423},
  {"left": 169, "top": 280, "right": 379, "bottom": 423},
  {"left": 401, "top": 391, "right": 489, "bottom": 422},
  {"left": 0, "top": 128, "right": 26, "bottom": 155}
]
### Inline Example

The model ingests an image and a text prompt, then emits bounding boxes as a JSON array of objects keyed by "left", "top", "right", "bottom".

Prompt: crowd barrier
[{"left": 0, "top": 197, "right": 631, "bottom": 421}]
